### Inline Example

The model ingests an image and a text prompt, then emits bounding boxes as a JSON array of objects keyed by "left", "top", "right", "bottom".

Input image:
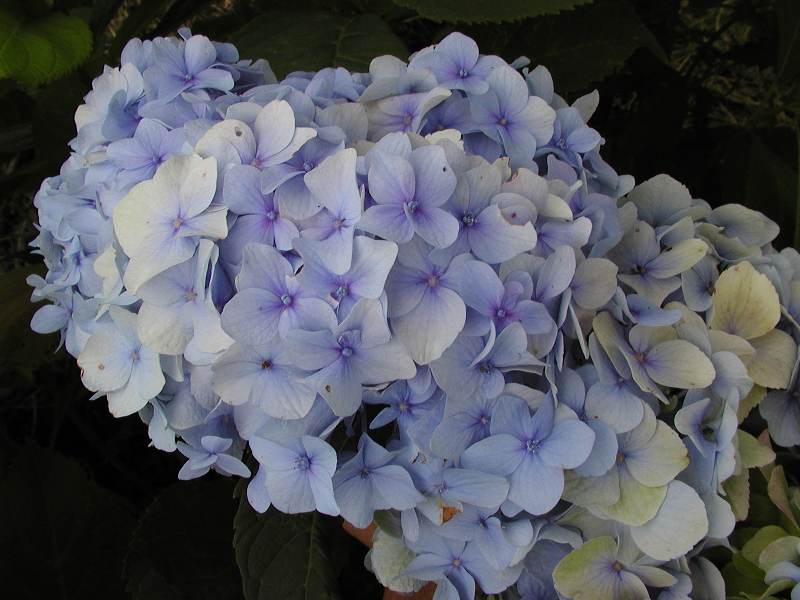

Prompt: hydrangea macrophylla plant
[{"left": 29, "top": 26, "right": 800, "bottom": 600}]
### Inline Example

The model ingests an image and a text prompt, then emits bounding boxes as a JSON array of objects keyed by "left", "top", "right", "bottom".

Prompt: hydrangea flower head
[{"left": 29, "top": 27, "right": 800, "bottom": 600}]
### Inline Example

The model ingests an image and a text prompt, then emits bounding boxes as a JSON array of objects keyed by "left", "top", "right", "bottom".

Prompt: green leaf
[
  {"left": 391, "top": 0, "right": 593, "bottom": 23},
  {"left": 233, "top": 480, "right": 341, "bottom": 600},
  {"left": 0, "top": 446, "right": 135, "bottom": 598},
  {"left": 722, "top": 561, "right": 767, "bottom": 598},
  {"left": 0, "top": 7, "right": 92, "bottom": 85},
  {"left": 124, "top": 478, "right": 242, "bottom": 600},
  {"left": 230, "top": 11, "right": 407, "bottom": 79},
  {"left": 499, "top": 0, "right": 665, "bottom": 93}
]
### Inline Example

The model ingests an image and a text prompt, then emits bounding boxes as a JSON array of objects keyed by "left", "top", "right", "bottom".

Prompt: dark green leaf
[
  {"left": 233, "top": 480, "right": 341, "bottom": 600},
  {"left": 230, "top": 11, "right": 407, "bottom": 78},
  {"left": 776, "top": 0, "right": 800, "bottom": 82},
  {"left": 0, "top": 7, "right": 92, "bottom": 85},
  {"left": 721, "top": 561, "right": 767, "bottom": 598},
  {"left": 392, "top": 0, "right": 594, "bottom": 23},
  {"left": 0, "top": 446, "right": 135, "bottom": 599},
  {"left": 501, "top": 0, "right": 664, "bottom": 93},
  {"left": 124, "top": 478, "right": 242, "bottom": 600}
]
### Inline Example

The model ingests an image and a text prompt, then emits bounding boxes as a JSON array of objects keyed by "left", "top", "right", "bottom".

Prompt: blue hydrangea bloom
[{"left": 30, "top": 27, "right": 796, "bottom": 599}]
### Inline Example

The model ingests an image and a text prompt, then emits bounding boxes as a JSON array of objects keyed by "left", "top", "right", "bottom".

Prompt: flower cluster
[{"left": 29, "top": 29, "right": 800, "bottom": 600}]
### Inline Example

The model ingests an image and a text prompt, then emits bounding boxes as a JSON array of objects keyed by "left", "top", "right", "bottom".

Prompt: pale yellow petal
[
  {"left": 710, "top": 261, "right": 780, "bottom": 340},
  {"left": 744, "top": 329, "right": 797, "bottom": 389}
]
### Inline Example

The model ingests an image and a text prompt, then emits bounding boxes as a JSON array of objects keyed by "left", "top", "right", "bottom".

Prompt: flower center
[
  {"left": 403, "top": 114, "right": 413, "bottom": 126},
  {"left": 611, "top": 561, "right": 624, "bottom": 573},
  {"left": 280, "top": 294, "right": 293, "bottom": 306},
  {"left": 458, "top": 68, "right": 469, "bottom": 78},
  {"left": 499, "top": 117, "right": 508, "bottom": 126},
  {"left": 526, "top": 439, "right": 540, "bottom": 453},
  {"left": 333, "top": 284, "right": 349, "bottom": 300},
  {"left": 701, "top": 425, "right": 716, "bottom": 441},
  {"left": 172, "top": 217, "right": 184, "bottom": 231},
  {"left": 427, "top": 274, "right": 439, "bottom": 288},
  {"left": 293, "top": 455, "right": 310, "bottom": 471},
  {"left": 265, "top": 210, "right": 277, "bottom": 221},
  {"left": 405, "top": 200, "right": 419, "bottom": 213},
  {"left": 341, "top": 347, "right": 353, "bottom": 357},
  {"left": 261, "top": 360, "right": 272, "bottom": 370},
  {"left": 462, "top": 212, "right": 475, "bottom": 227},
  {"left": 478, "top": 361, "right": 493, "bottom": 374},
  {"left": 495, "top": 308, "right": 507, "bottom": 319}
]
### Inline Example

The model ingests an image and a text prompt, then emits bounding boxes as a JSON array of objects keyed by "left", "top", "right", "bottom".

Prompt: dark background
[{"left": 0, "top": 0, "right": 798, "bottom": 598}]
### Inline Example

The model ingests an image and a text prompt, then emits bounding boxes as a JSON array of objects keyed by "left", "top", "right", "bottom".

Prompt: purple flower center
[
  {"left": 427, "top": 274, "right": 440, "bottom": 288},
  {"left": 280, "top": 294, "right": 293, "bottom": 306},
  {"left": 405, "top": 200, "right": 419, "bottom": 214},
  {"left": 172, "top": 217, "right": 184, "bottom": 231},
  {"left": 341, "top": 347, "right": 353, "bottom": 357},
  {"left": 495, "top": 307, "right": 507, "bottom": 319},
  {"left": 293, "top": 455, "right": 311, "bottom": 471},
  {"left": 526, "top": 439, "right": 540, "bottom": 453},
  {"left": 462, "top": 212, "right": 476, "bottom": 227},
  {"left": 458, "top": 68, "right": 469, "bottom": 78},
  {"left": 261, "top": 360, "right": 272, "bottom": 370},
  {"left": 265, "top": 210, "right": 277, "bottom": 221},
  {"left": 333, "top": 284, "right": 349, "bottom": 300}
]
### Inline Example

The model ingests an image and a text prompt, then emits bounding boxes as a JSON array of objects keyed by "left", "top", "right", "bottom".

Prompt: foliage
[{"left": 0, "top": 5, "right": 92, "bottom": 85}]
